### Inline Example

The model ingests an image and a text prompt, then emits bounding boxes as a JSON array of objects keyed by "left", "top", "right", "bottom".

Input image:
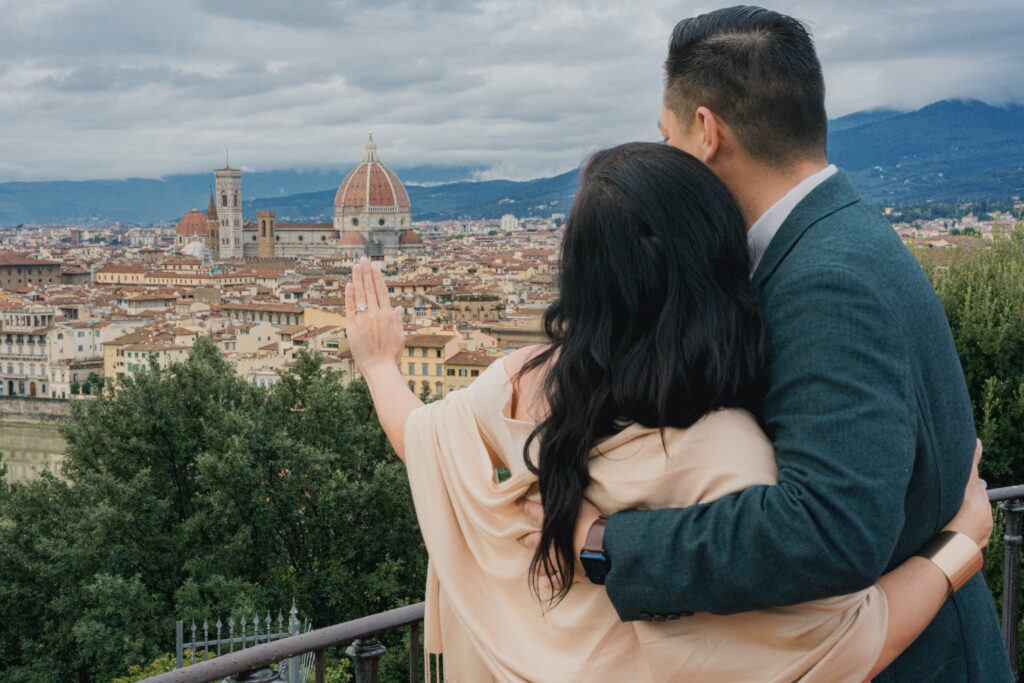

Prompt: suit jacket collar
[{"left": 749, "top": 169, "right": 861, "bottom": 289}]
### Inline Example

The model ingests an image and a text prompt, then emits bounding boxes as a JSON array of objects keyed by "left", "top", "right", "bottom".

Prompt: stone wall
[
  {"left": 0, "top": 396, "right": 72, "bottom": 424},
  {"left": 0, "top": 397, "right": 70, "bottom": 482},
  {"left": 0, "top": 422, "right": 66, "bottom": 483}
]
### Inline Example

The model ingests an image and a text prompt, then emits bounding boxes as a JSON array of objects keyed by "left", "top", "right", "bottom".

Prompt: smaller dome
[
  {"left": 398, "top": 229, "right": 423, "bottom": 245},
  {"left": 177, "top": 210, "right": 207, "bottom": 235},
  {"left": 339, "top": 230, "right": 366, "bottom": 246}
]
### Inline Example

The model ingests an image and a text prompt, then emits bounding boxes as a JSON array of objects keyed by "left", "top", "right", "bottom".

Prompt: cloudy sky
[{"left": 1, "top": 0, "right": 1022, "bottom": 183}]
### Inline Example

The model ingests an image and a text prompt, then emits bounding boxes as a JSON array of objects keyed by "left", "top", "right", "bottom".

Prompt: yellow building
[
  {"left": 95, "top": 265, "right": 145, "bottom": 285},
  {"left": 102, "top": 330, "right": 191, "bottom": 388},
  {"left": 402, "top": 333, "right": 456, "bottom": 397},
  {"left": 444, "top": 349, "right": 505, "bottom": 394},
  {"left": 303, "top": 305, "right": 347, "bottom": 329}
]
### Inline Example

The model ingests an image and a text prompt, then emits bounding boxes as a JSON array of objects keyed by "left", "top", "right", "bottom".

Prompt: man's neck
[{"left": 728, "top": 158, "right": 829, "bottom": 230}]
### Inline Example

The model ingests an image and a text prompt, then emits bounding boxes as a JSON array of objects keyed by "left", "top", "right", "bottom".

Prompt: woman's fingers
[
  {"left": 359, "top": 257, "right": 379, "bottom": 311},
  {"left": 351, "top": 263, "right": 367, "bottom": 312},
  {"left": 344, "top": 281, "right": 353, "bottom": 314},
  {"left": 373, "top": 262, "right": 390, "bottom": 310}
]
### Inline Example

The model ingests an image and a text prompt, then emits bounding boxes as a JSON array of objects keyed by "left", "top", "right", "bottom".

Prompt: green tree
[
  {"left": 918, "top": 226, "right": 1024, "bottom": 486},
  {"left": 0, "top": 338, "right": 425, "bottom": 681}
]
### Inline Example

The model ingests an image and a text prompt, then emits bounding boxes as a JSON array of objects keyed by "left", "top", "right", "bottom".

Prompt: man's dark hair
[{"left": 665, "top": 6, "right": 827, "bottom": 166}]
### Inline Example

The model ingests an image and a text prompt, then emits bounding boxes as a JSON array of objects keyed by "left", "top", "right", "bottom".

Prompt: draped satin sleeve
[{"left": 404, "top": 358, "right": 887, "bottom": 682}]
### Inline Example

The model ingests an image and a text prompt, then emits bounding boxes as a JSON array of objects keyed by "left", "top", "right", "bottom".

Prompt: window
[
  {"left": 447, "top": 368, "right": 455, "bottom": 376},
  {"left": 378, "top": 218, "right": 385, "bottom": 226},
  {"left": 458, "top": 369, "right": 467, "bottom": 377},
  {"left": 77, "top": 345, "right": 83, "bottom": 352},
  {"left": 408, "top": 363, "right": 415, "bottom": 375},
  {"left": 234, "top": 194, "right": 238, "bottom": 207},
  {"left": 421, "top": 364, "right": 428, "bottom": 375},
  {"left": 436, "top": 366, "right": 442, "bottom": 376},
  {"left": 421, "top": 348, "right": 428, "bottom": 358},
  {"left": 435, "top": 349, "right": 442, "bottom": 358},
  {"left": 435, "top": 382, "right": 442, "bottom": 396},
  {"left": 471, "top": 369, "right": 480, "bottom": 377},
  {"left": 222, "top": 193, "right": 228, "bottom": 207}
]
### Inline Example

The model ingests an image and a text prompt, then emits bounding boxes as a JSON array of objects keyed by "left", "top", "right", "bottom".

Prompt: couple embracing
[{"left": 345, "top": 6, "right": 1011, "bottom": 682}]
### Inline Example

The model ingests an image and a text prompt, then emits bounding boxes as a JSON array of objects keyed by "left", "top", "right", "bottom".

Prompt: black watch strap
[{"left": 580, "top": 516, "right": 611, "bottom": 585}]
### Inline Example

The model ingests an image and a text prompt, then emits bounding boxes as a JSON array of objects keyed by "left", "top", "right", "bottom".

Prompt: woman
[{"left": 345, "top": 143, "right": 991, "bottom": 682}]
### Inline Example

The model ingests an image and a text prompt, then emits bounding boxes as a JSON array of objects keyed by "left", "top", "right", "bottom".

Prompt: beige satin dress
[{"left": 404, "top": 357, "right": 887, "bottom": 682}]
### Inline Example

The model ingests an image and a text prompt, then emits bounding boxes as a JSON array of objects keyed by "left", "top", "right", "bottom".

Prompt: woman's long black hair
[{"left": 521, "top": 142, "right": 765, "bottom": 605}]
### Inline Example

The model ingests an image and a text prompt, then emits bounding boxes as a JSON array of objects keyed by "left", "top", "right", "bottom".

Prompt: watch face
[{"left": 580, "top": 550, "right": 609, "bottom": 585}]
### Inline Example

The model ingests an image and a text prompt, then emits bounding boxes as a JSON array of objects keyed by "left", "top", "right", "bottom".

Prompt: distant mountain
[
  {"left": 1, "top": 99, "right": 1022, "bottom": 226},
  {"left": 246, "top": 171, "right": 580, "bottom": 223},
  {"left": 828, "top": 108, "right": 903, "bottom": 133},
  {"left": 827, "top": 99, "right": 1024, "bottom": 202},
  {"left": 0, "top": 165, "right": 484, "bottom": 226}
]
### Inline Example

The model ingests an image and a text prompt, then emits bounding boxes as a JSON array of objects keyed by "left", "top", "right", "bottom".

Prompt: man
[{"left": 522, "top": 6, "right": 1010, "bottom": 680}]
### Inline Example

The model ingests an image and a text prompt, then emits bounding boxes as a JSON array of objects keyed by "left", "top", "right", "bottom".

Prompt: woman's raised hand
[{"left": 345, "top": 257, "right": 405, "bottom": 373}]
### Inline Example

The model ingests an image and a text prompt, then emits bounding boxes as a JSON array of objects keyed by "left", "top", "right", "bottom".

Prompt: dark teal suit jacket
[{"left": 603, "top": 171, "right": 1011, "bottom": 680}]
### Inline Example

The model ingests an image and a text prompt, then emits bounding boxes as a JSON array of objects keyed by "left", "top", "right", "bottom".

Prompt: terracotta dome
[
  {"left": 398, "top": 229, "right": 423, "bottom": 245},
  {"left": 176, "top": 210, "right": 207, "bottom": 235},
  {"left": 334, "top": 134, "right": 411, "bottom": 210},
  {"left": 339, "top": 230, "right": 366, "bottom": 246}
]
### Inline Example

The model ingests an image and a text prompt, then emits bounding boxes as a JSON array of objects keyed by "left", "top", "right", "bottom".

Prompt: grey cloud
[{"left": 1, "top": 0, "right": 1022, "bottom": 182}]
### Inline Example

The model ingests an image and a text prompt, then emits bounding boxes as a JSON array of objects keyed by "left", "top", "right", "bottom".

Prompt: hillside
[{"left": 1, "top": 99, "right": 1022, "bottom": 225}]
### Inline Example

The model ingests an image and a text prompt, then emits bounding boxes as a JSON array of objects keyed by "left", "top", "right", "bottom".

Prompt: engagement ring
[{"left": 356, "top": 304, "right": 368, "bottom": 312}]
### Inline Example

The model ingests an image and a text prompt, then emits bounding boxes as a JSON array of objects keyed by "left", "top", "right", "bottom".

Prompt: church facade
[{"left": 178, "top": 134, "right": 424, "bottom": 261}]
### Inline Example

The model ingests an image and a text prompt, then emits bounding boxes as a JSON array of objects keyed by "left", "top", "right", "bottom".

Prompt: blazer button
[
  {"left": 639, "top": 612, "right": 653, "bottom": 621},
  {"left": 652, "top": 614, "right": 667, "bottom": 621}
]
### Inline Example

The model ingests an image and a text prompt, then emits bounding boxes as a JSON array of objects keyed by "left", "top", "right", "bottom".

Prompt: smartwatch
[{"left": 580, "top": 516, "right": 611, "bottom": 585}]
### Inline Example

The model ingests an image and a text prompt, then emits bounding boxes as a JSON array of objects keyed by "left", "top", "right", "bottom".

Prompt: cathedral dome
[
  {"left": 176, "top": 210, "right": 207, "bottom": 236},
  {"left": 334, "top": 134, "right": 411, "bottom": 210},
  {"left": 398, "top": 229, "right": 423, "bottom": 245},
  {"left": 339, "top": 230, "right": 366, "bottom": 246}
]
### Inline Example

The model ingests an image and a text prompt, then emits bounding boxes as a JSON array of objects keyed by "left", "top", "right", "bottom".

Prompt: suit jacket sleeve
[{"left": 603, "top": 266, "right": 917, "bottom": 619}]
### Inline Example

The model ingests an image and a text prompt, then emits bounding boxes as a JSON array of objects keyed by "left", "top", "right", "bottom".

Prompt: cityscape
[
  {"left": 0, "top": 126, "right": 1019, "bottom": 483},
  {"left": 2, "top": 1, "right": 1024, "bottom": 680}
]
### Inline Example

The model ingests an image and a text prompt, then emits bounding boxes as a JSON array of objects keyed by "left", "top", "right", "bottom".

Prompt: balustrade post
[
  {"left": 1001, "top": 498, "right": 1024, "bottom": 675},
  {"left": 225, "top": 667, "right": 283, "bottom": 682},
  {"left": 347, "top": 636, "right": 388, "bottom": 683}
]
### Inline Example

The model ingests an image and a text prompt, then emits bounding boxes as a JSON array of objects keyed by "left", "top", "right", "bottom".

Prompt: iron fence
[
  {"left": 175, "top": 601, "right": 310, "bottom": 678},
  {"left": 142, "top": 485, "right": 1024, "bottom": 683}
]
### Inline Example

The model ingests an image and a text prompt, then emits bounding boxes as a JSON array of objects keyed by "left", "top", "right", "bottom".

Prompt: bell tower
[
  {"left": 215, "top": 159, "right": 243, "bottom": 258},
  {"left": 257, "top": 211, "right": 276, "bottom": 258},
  {"left": 205, "top": 189, "right": 220, "bottom": 260}
]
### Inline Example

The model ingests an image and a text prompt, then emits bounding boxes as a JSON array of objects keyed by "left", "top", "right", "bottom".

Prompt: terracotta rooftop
[
  {"left": 176, "top": 210, "right": 207, "bottom": 236},
  {"left": 446, "top": 350, "right": 501, "bottom": 367},
  {"left": 334, "top": 134, "right": 411, "bottom": 210},
  {"left": 404, "top": 334, "right": 455, "bottom": 348},
  {"left": 0, "top": 251, "right": 60, "bottom": 267}
]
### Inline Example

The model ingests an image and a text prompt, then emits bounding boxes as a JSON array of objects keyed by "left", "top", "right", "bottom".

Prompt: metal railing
[
  {"left": 143, "top": 486, "right": 1024, "bottom": 683},
  {"left": 143, "top": 603, "right": 425, "bottom": 683}
]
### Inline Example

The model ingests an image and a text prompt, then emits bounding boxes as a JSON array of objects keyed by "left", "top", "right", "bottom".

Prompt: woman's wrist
[
  {"left": 359, "top": 357, "right": 400, "bottom": 382},
  {"left": 916, "top": 530, "right": 984, "bottom": 595}
]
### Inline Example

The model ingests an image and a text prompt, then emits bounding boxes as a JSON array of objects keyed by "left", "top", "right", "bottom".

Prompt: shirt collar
[{"left": 747, "top": 164, "right": 837, "bottom": 274}]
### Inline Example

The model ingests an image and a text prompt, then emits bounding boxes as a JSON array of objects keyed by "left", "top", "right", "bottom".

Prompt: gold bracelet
[{"left": 917, "top": 530, "right": 984, "bottom": 596}]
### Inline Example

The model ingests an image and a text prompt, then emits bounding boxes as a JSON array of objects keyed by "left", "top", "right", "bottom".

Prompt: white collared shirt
[{"left": 747, "top": 164, "right": 837, "bottom": 274}]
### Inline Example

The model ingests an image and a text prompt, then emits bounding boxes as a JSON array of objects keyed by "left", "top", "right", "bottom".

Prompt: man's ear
[{"left": 694, "top": 105, "right": 721, "bottom": 164}]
